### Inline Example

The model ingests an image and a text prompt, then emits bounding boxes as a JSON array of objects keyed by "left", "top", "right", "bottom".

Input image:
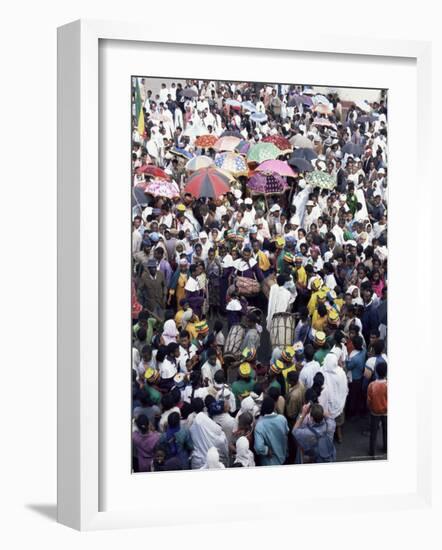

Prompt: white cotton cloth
[
  {"left": 234, "top": 437, "right": 256, "bottom": 468},
  {"left": 200, "top": 447, "right": 226, "bottom": 469},
  {"left": 319, "top": 353, "right": 349, "bottom": 419}
]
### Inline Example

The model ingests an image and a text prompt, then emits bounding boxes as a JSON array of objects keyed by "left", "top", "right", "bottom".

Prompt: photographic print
[{"left": 131, "top": 77, "right": 388, "bottom": 473}]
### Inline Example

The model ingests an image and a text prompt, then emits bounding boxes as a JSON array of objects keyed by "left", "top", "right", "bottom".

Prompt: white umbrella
[{"left": 355, "top": 100, "right": 372, "bottom": 113}]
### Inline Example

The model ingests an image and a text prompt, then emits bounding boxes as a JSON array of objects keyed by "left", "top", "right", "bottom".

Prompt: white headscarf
[
  {"left": 162, "top": 319, "right": 178, "bottom": 345},
  {"left": 200, "top": 446, "right": 225, "bottom": 469},
  {"left": 234, "top": 436, "right": 255, "bottom": 468},
  {"left": 319, "top": 353, "right": 348, "bottom": 419}
]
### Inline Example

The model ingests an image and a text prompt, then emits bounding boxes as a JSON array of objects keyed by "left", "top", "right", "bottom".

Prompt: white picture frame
[{"left": 57, "top": 19, "right": 432, "bottom": 531}]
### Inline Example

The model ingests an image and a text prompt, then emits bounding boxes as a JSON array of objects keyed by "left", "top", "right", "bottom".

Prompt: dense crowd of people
[{"left": 131, "top": 78, "right": 388, "bottom": 472}]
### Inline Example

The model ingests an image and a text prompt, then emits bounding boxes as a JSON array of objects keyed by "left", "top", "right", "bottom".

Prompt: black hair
[
  {"left": 304, "top": 344, "right": 315, "bottom": 361},
  {"left": 260, "top": 395, "right": 276, "bottom": 416},
  {"left": 191, "top": 397, "right": 204, "bottom": 413},
  {"left": 287, "top": 370, "right": 300, "bottom": 385},
  {"left": 376, "top": 361, "right": 387, "bottom": 379},
  {"left": 167, "top": 411, "right": 181, "bottom": 429},
  {"left": 161, "top": 392, "right": 176, "bottom": 411},
  {"left": 267, "top": 385, "right": 281, "bottom": 402},
  {"left": 135, "top": 414, "right": 149, "bottom": 434}
]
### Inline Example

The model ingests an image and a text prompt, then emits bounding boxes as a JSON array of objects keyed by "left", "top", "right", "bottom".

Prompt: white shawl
[{"left": 319, "top": 353, "right": 349, "bottom": 419}]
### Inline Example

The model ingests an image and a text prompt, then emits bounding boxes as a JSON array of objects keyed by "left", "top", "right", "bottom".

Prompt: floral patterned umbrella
[
  {"left": 143, "top": 178, "right": 181, "bottom": 198},
  {"left": 256, "top": 159, "right": 297, "bottom": 178},
  {"left": 262, "top": 135, "right": 292, "bottom": 152},
  {"left": 305, "top": 170, "right": 337, "bottom": 190},
  {"left": 247, "top": 172, "right": 288, "bottom": 194},
  {"left": 214, "top": 152, "right": 249, "bottom": 177},
  {"left": 195, "top": 134, "right": 218, "bottom": 149},
  {"left": 247, "top": 142, "right": 281, "bottom": 164},
  {"left": 214, "top": 136, "right": 241, "bottom": 152},
  {"left": 185, "top": 155, "right": 214, "bottom": 172}
]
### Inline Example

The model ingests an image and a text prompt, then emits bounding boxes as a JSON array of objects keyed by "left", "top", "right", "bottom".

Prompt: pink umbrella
[{"left": 256, "top": 160, "right": 297, "bottom": 178}]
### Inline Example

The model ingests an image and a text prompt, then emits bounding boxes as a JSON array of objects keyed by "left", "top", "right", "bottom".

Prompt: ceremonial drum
[
  {"left": 269, "top": 312, "right": 296, "bottom": 348},
  {"left": 224, "top": 324, "right": 246, "bottom": 363},
  {"left": 235, "top": 275, "right": 261, "bottom": 297},
  {"left": 261, "top": 273, "right": 276, "bottom": 299}
]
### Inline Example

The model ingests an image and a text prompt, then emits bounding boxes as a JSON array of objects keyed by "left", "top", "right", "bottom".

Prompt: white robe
[
  {"left": 190, "top": 412, "right": 229, "bottom": 469},
  {"left": 266, "top": 284, "right": 295, "bottom": 331},
  {"left": 319, "top": 353, "right": 349, "bottom": 419}
]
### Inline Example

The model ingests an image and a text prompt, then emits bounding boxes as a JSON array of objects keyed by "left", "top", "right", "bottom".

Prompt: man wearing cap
[
  {"left": 313, "top": 331, "right": 329, "bottom": 366},
  {"left": 142, "top": 368, "right": 162, "bottom": 406},
  {"left": 232, "top": 362, "right": 256, "bottom": 407},
  {"left": 138, "top": 258, "right": 167, "bottom": 320}
]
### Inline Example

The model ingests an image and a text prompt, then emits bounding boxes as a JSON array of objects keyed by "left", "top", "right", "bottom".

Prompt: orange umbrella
[{"left": 195, "top": 134, "right": 218, "bottom": 148}]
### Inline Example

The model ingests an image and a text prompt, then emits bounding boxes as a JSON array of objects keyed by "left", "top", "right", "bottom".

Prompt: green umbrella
[
  {"left": 247, "top": 142, "right": 281, "bottom": 164},
  {"left": 305, "top": 170, "right": 337, "bottom": 190}
]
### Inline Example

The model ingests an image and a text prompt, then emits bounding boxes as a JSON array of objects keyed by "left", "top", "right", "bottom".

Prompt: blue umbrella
[
  {"left": 250, "top": 112, "right": 268, "bottom": 123},
  {"left": 287, "top": 156, "right": 314, "bottom": 173},
  {"left": 170, "top": 147, "right": 194, "bottom": 160},
  {"left": 226, "top": 98, "right": 242, "bottom": 109},
  {"left": 342, "top": 142, "right": 363, "bottom": 157},
  {"left": 292, "top": 148, "right": 318, "bottom": 161},
  {"left": 242, "top": 100, "right": 257, "bottom": 113}
]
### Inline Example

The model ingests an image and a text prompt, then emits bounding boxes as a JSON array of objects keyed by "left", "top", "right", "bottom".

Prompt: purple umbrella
[{"left": 247, "top": 173, "right": 288, "bottom": 194}]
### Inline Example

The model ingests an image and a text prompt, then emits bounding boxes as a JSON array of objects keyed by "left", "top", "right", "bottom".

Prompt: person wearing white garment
[
  {"left": 319, "top": 352, "right": 349, "bottom": 443},
  {"left": 266, "top": 274, "right": 296, "bottom": 331},
  {"left": 200, "top": 446, "right": 225, "bottom": 469},
  {"left": 190, "top": 402, "right": 229, "bottom": 469},
  {"left": 233, "top": 436, "right": 256, "bottom": 467}
]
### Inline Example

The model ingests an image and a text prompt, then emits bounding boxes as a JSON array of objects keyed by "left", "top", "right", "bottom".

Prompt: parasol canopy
[
  {"left": 312, "top": 94, "right": 330, "bottom": 105},
  {"left": 185, "top": 155, "right": 214, "bottom": 172},
  {"left": 262, "top": 135, "right": 292, "bottom": 152},
  {"left": 290, "top": 134, "right": 314, "bottom": 149},
  {"left": 220, "top": 129, "right": 243, "bottom": 138},
  {"left": 355, "top": 100, "right": 372, "bottom": 113},
  {"left": 247, "top": 142, "right": 281, "bottom": 164},
  {"left": 225, "top": 98, "right": 242, "bottom": 109},
  {"left": 136, "top": 165, "right": 171, "bottom": 179},
  {"left": 214, "top": 152, "right": 249, "bottom": 177},
  {"left": 242, "top": 100, "right": 258, "bottom": 113},
  {"left": 183, "top": 167, "right": 231, "bottom": 198},
  {"left": 248, "top": 173, "right": 288, "bottom": 195},
  {"left": 291, "top": 147, "right": 318, "bottom": 161},
  {"left": 250, "top": 112, "right": 268, "bottom": 123},
  {"left": 182, "top": 88, "right": 198, "bottom": 98},
  {"left": 195, "top": 134, "right": 218, "bottom": 149},
  {"left": 287, "top": 156, "right": 314, "bottom": 173},
  {"left": 170, "top": 147, "right": 194, "bottom": 160},
  {"left": 342, "top": 142, "right": 363, "bottom": 157},
  {"left": 256, "top": 159, "right": 297, "bottom": 178},
  {"left": 141, "top": 178, "right": 180, "bottom": 199},
  {"left": 305, "top": 170, "right": 336, "bottom": 190},
  {"left": 214, "top": 135, "right": 241, "bottom": 152},
  {"left": 235, "top": 139, "right": 251, "bottom": 155}
]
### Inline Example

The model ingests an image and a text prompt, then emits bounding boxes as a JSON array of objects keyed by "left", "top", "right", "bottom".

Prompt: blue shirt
[
  {"left": 254, "top": 413, "right": 289, "bottom": 466},
  {"left": 346, "top": 349, "right": 367, "bottom": 381}
]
